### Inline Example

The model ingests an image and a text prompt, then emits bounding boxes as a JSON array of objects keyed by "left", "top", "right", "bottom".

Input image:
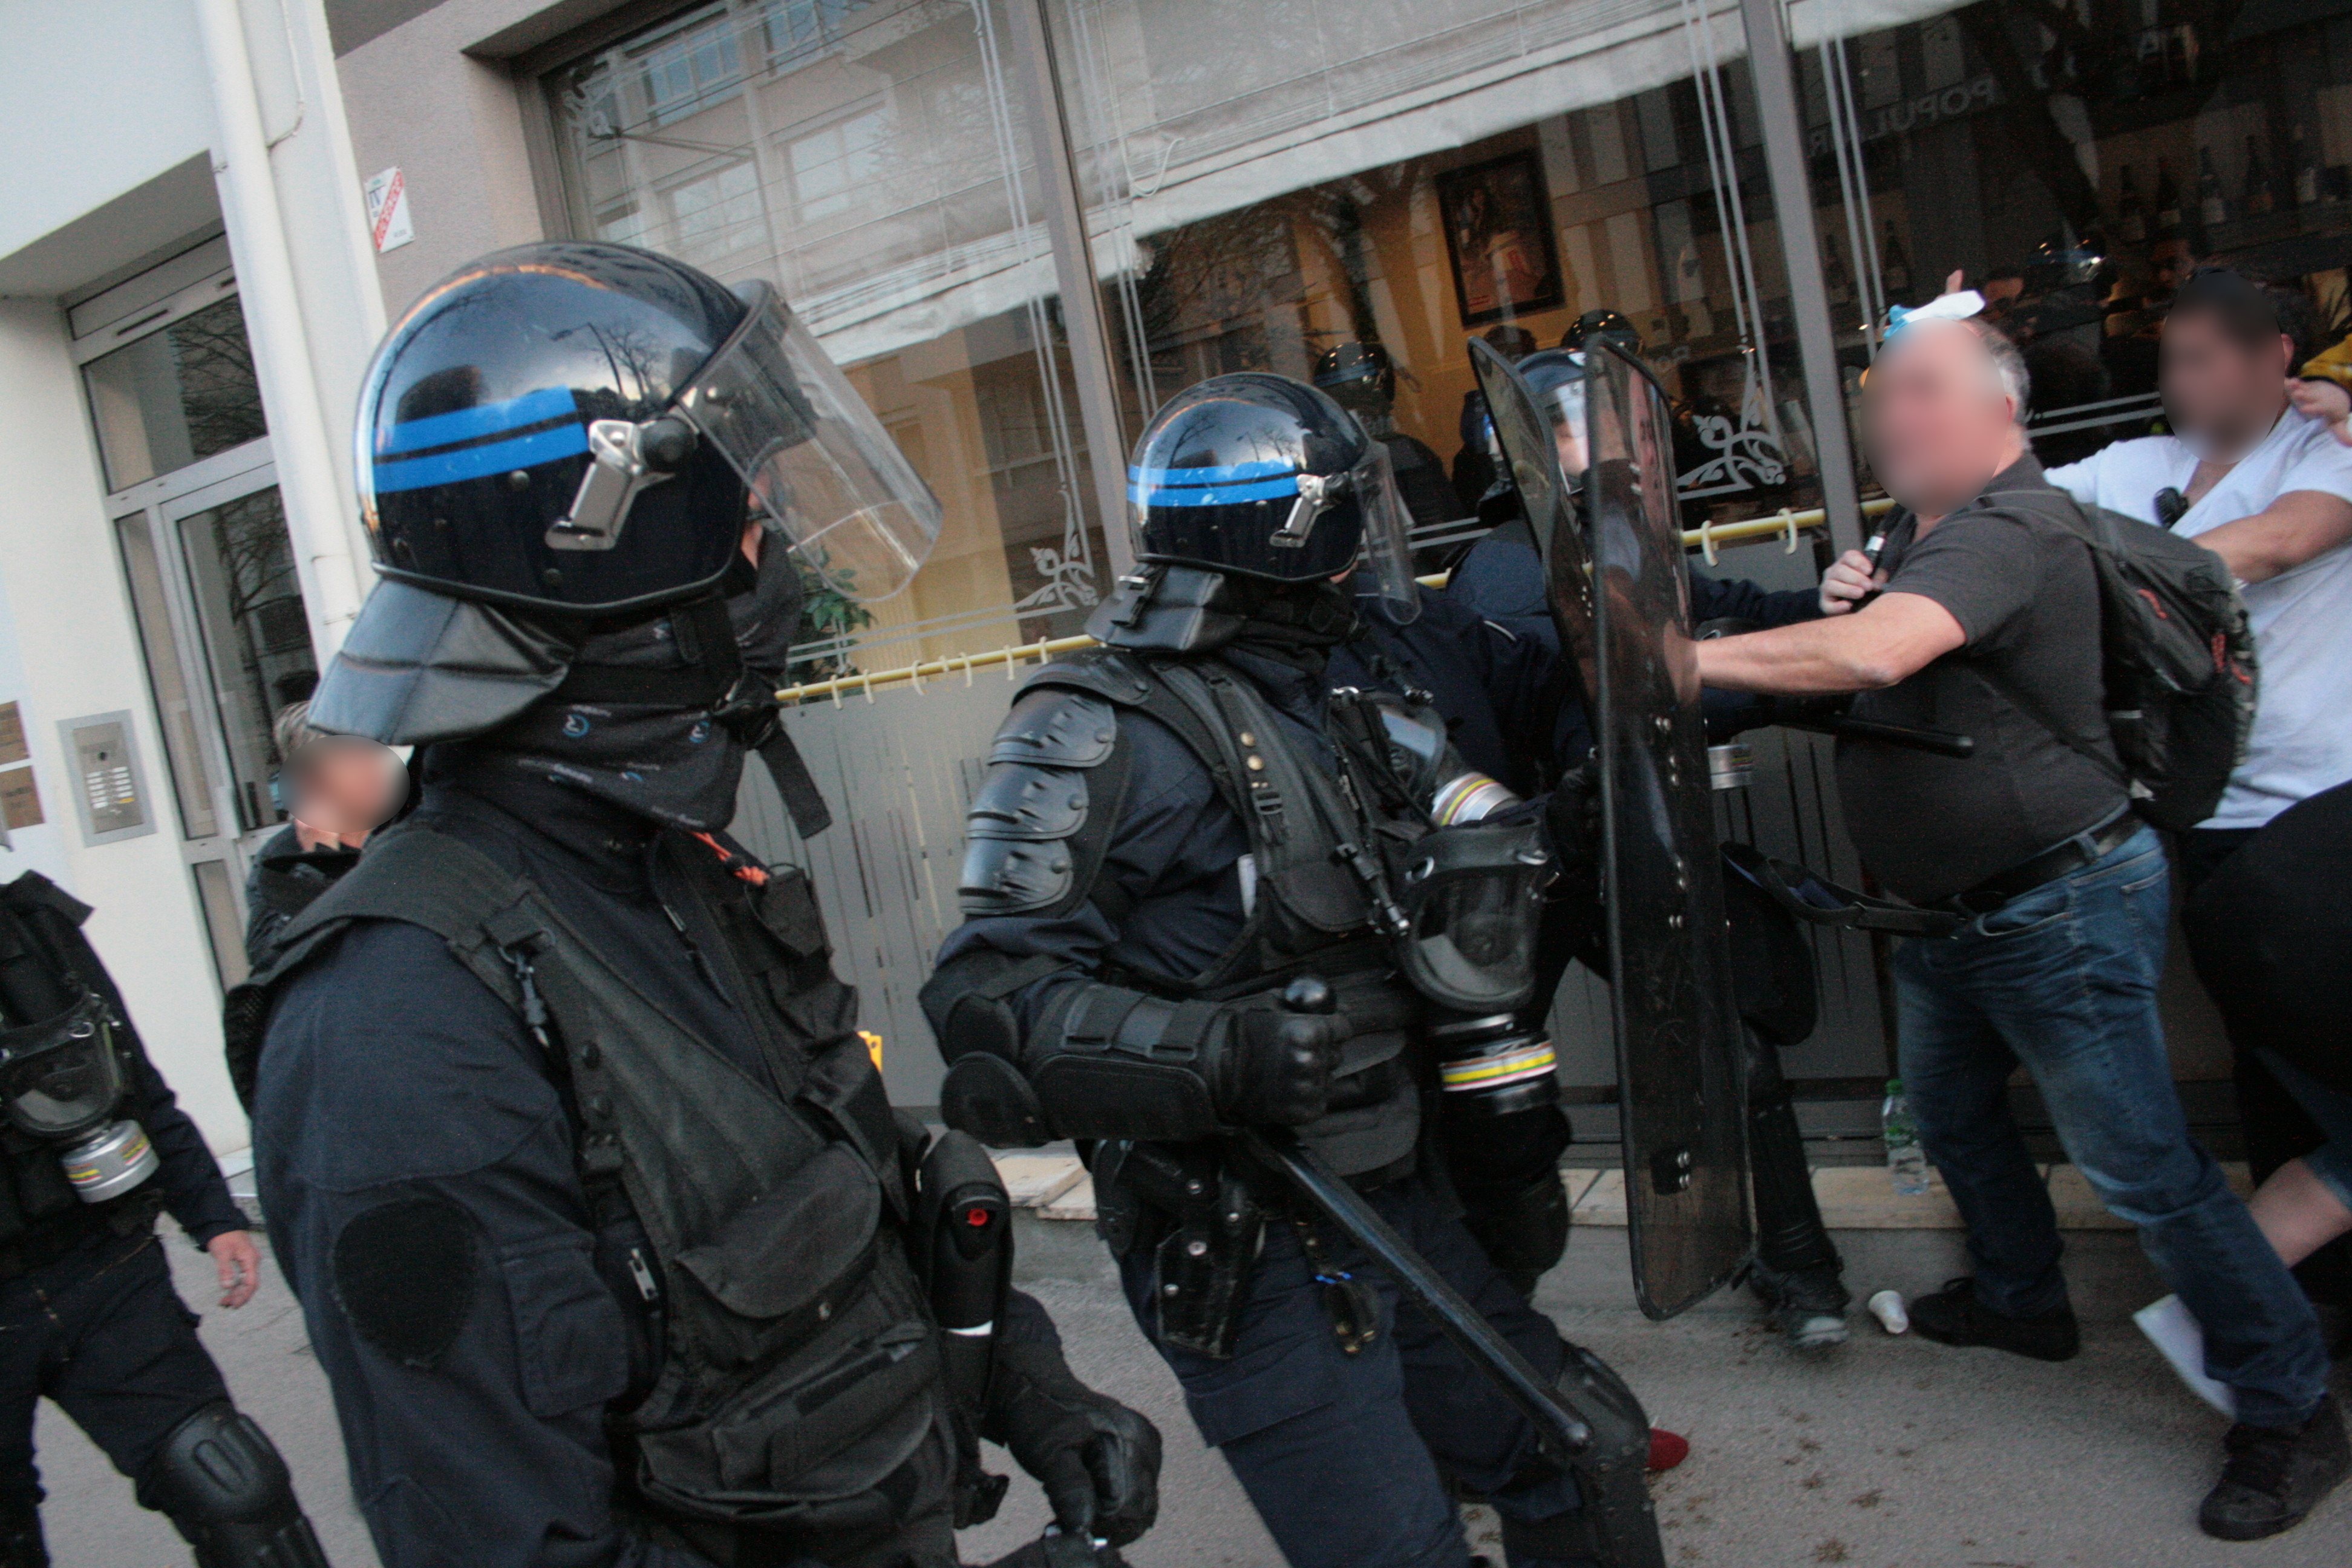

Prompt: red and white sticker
[{"left": 364, "top": 168, "right": 413, "bottom": 254}]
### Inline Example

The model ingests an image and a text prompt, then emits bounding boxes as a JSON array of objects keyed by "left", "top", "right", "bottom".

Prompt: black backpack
[{"left": 1993, "top": 489, "right": 2258, "bottom": 832}]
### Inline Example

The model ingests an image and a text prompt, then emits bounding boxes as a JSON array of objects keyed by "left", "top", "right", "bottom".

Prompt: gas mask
[
  {"left": 1353, "top": 693, "right": 1561, "bottom": 1118},
  {"left": 0, "top": 991, "right": 156, "bottom": 1203}
]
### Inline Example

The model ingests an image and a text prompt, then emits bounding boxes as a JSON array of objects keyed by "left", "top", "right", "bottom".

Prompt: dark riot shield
[
  {"left": 1466, "top": 338, "right": 1596, "bottom": 706},
  {"left": 1581, "top": 345, "right": 1751, "bottom": 1320}
]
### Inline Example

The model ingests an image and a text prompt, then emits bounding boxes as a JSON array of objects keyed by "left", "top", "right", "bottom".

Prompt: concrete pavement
[{"left": 28, "top": 1214, "right": 2350, "bottom": 1567}]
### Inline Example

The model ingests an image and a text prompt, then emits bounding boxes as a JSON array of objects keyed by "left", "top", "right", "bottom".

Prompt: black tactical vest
[
  {"left": 225, "top": 823, "right": 956, "bottom": 1543},
  {"left": 978, "top": 648, "right": 1427, "bottom": 1178}
]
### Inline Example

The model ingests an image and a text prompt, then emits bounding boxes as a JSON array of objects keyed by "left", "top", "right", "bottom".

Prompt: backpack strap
[{"left": 1956, "top": 489, "right": 2137, "bottom": 796}]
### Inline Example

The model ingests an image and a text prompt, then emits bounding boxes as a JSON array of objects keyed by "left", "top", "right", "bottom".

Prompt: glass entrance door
[{"left": 111, "top": 449, "right": 315, "bottom": 988}]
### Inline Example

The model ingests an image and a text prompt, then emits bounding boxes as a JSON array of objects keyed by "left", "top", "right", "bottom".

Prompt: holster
[{"left": 1091, "top": 1140, "right": 1264, "bottom": 1359}]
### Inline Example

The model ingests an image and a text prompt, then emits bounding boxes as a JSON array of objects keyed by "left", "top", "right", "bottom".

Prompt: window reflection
[
  {"left": 1051, "top": 0, "right": 1826, "bottom": 544},
  {"left": 1801, "top": 1, "right": 2352, "bottom": 471},
  {"left": 81, "top": 294, "right": 268, "bottom": 493},
  {"left": 547, "top": 0, "right": 1107, "bottom": 664}
]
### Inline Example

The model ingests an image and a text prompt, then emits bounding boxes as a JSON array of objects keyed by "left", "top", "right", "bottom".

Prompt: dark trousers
[
  {"left": 2178, "top": 827, "right": 2352, "bottom": 1309},
  {"left": 1119, "top": 1175, "right": 1583, "bottom": 1568},
  {"left": 0, "top": 1230, "right": 229, "bottom": 1558}
]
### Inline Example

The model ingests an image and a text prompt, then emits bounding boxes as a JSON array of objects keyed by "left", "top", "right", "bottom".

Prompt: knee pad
[{"left": 144, "top": 1402, "right": 328, "bottom": 1568}]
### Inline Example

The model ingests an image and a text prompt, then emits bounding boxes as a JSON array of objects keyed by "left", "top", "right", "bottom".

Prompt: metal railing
[{"left": 775, "top": 496, "right": 1899, "bottom": 706}]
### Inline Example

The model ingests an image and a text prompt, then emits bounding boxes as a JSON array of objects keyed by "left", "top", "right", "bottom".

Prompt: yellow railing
[{"left": 774, "top": 496, "right": 1901, "bottom": 707}]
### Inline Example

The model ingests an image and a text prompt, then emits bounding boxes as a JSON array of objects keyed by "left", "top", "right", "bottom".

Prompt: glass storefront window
[
  {"left": 1046, "top": 0, "right": 1830, "bottom": 546},
  {"left": 80, "top": 294, "right": 268, "bottom": 493},
  {"left": 543, "top": 0, "right": 1112, "bottom": 669},
  {"left": 1798, "top": 0, "right": 2352, "bottom": 473}
]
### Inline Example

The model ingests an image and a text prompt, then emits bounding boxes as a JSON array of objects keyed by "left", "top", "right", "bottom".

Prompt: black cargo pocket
[
  {"left": 755, "top": 869, "right": 832, "bottom": 961},
  {"left": 718, "top": 1316, "right": 942, "bottom": 1490},
  {"left": 500, "top": 1234, "right": 630, "bottom": 1418},
  {"left": 671, "top": 1143, "right": 883, "bottom": 1368},
  {"left": 1178, "top": 1317, "right": 1349, "bottom": 1449}
]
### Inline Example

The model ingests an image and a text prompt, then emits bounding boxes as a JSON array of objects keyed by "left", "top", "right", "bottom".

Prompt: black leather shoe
[
  {"left": 1908, "top": 1277, "right": 2080, "bottom": 1361},
  {"left": 2200, "top": 1393, "right": 2350, "bottom": 1541}
]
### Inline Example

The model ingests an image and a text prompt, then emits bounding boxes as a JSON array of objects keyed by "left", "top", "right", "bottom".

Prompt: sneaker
[
  {"left": 1908, "top": 1278, "right": 2080, "bottom": 1362},
  {"left": 1749, "top": 1259, "right": 1852, "bottom": 1350},
  {"left": 2199, "top": 1393, "right": 2351, "bottom": 1541}
]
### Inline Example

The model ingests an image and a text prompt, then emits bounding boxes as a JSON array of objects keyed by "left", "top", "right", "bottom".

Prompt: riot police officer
[
  {"left": 229, "top": 242, "right": 1159, "bottom": 1568},
  {"left": 1312, "top": 341, "right": 1459, "bottom": 532},
  {"left": 924, "top": 373, "right": 1660, "bottom": 1568},
  {"left": 0, "top": 871, "right": 327, "bottom": 1568}
]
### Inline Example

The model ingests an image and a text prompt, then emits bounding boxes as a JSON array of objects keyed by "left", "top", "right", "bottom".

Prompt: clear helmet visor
[
  {"left": 677, "top": 284, "right": 942, "bottom": 603},
  {"left": 0, "top": 996, "right": 123, "bottom": 1141},
  {"left": 1352, "top": 430, "right": 1420, "bottom": 624}
]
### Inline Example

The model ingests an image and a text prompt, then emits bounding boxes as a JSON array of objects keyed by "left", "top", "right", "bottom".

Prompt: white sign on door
[{"left": 364, "top": 168, "right": 414, "bottom": 254}]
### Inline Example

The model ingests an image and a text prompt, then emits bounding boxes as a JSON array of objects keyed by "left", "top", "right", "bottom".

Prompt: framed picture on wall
[{"left": 1437, "top": 151, "right": 1566, "bottom": 327}]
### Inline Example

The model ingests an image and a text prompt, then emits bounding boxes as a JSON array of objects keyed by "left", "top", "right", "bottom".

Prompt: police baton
[{"left": 1239, "top": 1124, "right": 1592, "bottom": 1455}]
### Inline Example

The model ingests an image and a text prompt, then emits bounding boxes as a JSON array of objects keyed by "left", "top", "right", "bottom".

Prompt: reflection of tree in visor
[
  {"left": 0, "top": 993, "right": 123, "bottom": 1141},
  {"left": 674, "top": 284, "right": 940, "bottom": 602}
]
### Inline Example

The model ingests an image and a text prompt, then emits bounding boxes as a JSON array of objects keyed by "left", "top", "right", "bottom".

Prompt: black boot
[
  {"left": 1909, "top": 1278, "right": 2080, "bottom": 1362},
  {"left": 1748, "top": 1259, "right": 1852, "bottom": 1350},
  {"left": 2199, "top": 1393, "right": 2351, "bottom": 1541}
]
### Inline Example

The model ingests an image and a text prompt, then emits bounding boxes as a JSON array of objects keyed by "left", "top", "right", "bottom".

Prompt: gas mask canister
[
  {"left": 0, "top": 992, "right": 155, "bottom": 1203},
  {"left": 1360, "top": 696, "right": 1562, "bottom": 1118}
]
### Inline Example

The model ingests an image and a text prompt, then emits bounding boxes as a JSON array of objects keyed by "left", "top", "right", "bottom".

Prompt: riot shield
[
  {"left": 1581, "top": 344, "right": 1751, "bottom": 1320},
  {"left": 1466, "top": 338, "right": 1596, "bottom": 706}
]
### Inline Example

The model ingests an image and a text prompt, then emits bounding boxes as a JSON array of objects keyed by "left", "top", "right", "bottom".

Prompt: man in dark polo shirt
[{"left": 1697, "top": 310, "right": 2343, "bottom": 1543}]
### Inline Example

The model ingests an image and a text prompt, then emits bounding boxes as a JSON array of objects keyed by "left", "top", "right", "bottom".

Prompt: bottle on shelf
[
  {"left": 1881, "top": 221, "right": 1912, "bottom": 301},
  {"left": 2244, "top": 134, "right": 2275, "bottom": 219},
  {"left": 2154, "top": 156, "right": 2184, "bottom": 234},
  {"left": 2117, "top": 163, "right": 2149, "bottom": 243},
  {"left": 2198, "top": 145, "right": 2229, "bottom": 229},
  {"left": 1823, "top": 237, "right": 1853, "bottom": 307},
  {"left": 2292, "top": 123, "right": 2321, "bottom": 208}
]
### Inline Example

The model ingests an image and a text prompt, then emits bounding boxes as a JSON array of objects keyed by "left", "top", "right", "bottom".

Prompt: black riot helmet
[
  {"left": 1128, "top": 373, "right": 1417, "bottom": 619},
  {"left": 1563, "top": 309, "right": 1642, "bottom": 355},
  {"left": 354, "top": 241, "right": 939, "bottom": 615},
  {"left": 1311, "top": 341, "right": 1397, "bottom": 416}
]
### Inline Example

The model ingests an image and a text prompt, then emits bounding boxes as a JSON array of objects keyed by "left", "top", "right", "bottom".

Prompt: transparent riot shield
[
  {"left": 1581, "top": 344, "right": 1751, "bottom": 1320},
  {"left": 1466, "top": 338, "right": 1596, "bottom": 705}
]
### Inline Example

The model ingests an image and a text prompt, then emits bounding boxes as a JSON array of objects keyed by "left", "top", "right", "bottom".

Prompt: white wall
[
  {"left": 0, "top": 300, "right": 249, "bottom": 1149},
  {"left": 0, "top": 1, "right": 214, "bottom": 266}
]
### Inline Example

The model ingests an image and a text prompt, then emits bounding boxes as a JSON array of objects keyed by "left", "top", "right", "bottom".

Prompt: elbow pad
[{"left": 1027, "top": 984, "right": 1226, "bottom": 1143}]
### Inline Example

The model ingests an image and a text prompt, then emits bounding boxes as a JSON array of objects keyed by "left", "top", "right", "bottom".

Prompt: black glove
[
  {"left": 984, "top": 1338, "right": 1163, "bottom": 1548},
  {"left": 1212, "top": 999, "right": 1345, "bottom": 1126}
]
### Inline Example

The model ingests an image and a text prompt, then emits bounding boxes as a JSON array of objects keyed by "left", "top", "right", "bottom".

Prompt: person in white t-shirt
[{"left": 2047, "top": 267, "right": 2352, "bottom": 1356}]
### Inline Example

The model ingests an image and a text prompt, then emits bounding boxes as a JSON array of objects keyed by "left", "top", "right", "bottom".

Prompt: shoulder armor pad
[
  {"left": 990, "top": 687, "right": 1119, "bottom": 767},
  {"left": 958, "top": 837, "right": 1074, "bottom": 917},
  {"left": 967, "top": 762, "right": 1086, "bottom": 841},
  {"left": 1015, "top": 646, "right": 1157, "bottom": 708}
]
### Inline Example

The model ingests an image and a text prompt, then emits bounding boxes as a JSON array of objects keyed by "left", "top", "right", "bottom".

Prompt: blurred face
[
  {"left": 1863, "top": 321, "right": 2021, "bottom": 520},
  {"left": 2159, "top": 309, "right": 2292, "bottom": 460},
  {"left": 289, "top": 737, "right": 406, "bottom": 844}
]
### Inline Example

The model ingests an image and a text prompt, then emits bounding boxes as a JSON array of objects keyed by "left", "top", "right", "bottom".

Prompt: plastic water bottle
[{"left": 1883, "top": 1079, "right": 1930, "bottom": 1197}]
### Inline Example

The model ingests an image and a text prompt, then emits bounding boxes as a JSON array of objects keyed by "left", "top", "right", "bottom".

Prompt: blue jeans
[
  {"left": 1118, "top": 1175, "right": 1583, "bottom": 1568},
  {"left": 1895, "top": 823, "right": 2329, "bottom": 1428}
]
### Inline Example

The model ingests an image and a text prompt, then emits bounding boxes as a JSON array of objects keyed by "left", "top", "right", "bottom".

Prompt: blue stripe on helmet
[
  {"left": 1128, "top": 458, "right": 1299, "bottom": 485},
  {"left": 377, "top": 387, "right": 580, "bottom": 457},
  {"left": 371, "top": 422, "right": 590, "bottom": 493},
  {"left": 1129, "top": 474, "right": 1301, "bottom": 507}
]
